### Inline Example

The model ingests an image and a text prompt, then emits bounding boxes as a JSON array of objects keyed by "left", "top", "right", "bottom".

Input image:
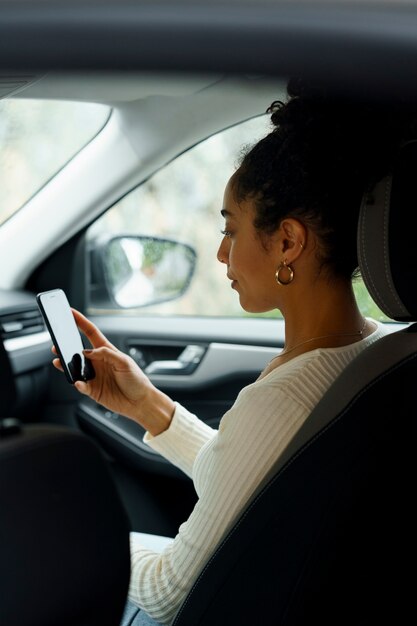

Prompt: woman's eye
[{"left": 220, "top": 229, "right": 232, "bottom": 238}]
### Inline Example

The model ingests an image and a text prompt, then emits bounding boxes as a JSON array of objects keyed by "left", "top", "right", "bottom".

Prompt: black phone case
[{"left": 36, "top": 291, "right": 95, "bottom": 384}]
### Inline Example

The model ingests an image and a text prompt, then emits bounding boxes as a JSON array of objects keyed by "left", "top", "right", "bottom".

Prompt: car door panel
[{"left": 75, "top": 314, "right": 284, "bottom": 478}]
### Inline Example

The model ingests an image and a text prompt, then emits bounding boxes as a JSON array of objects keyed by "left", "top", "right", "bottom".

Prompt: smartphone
[{"left": 36, "top": 288, "right": 95, "bottom": 384}]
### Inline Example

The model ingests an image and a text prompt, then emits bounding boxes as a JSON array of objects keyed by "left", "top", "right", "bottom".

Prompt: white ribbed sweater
[{"left": 129, "top": 322, "right": 387, "bottom": 624}]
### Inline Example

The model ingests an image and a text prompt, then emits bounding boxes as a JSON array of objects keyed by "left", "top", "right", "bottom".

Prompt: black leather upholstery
[
  {"left": 358, "top": 140, "right": 417, "bottom": 321},
  {"left": 172, "top": 142, "right": 417, "bottom": 624},
  {"left": 173, "top": 327, "right": 416, "bottom": 625},
  {"left": 0, "top": 424, "right": 131, "bottom": 626}
]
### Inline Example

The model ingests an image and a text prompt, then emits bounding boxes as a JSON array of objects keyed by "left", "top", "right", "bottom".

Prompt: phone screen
[{"left": 37, "top": 289, "right": 95, "bottom": 384}]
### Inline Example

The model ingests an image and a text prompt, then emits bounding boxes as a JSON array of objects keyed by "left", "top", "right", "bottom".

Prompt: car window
[
  {"left": 0, "top": 99, "right": 110, "bottom": 225},
  {"left": 86, "top": 115, "right": 392, "bottom": 322}
]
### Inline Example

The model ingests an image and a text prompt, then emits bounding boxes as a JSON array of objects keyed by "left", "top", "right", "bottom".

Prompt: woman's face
[{"left": 217, "top": 180, "right": 281, "bottom": 313}]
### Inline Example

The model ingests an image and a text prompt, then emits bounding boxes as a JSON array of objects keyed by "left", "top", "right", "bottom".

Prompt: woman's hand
[{"left": 52, "top": 309, "right": 175, "bottom": 436}]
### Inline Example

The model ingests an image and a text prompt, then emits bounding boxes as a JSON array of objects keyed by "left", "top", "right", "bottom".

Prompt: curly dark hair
[{"left": 233, "top": 78, "right": 417, "bottom": 280}]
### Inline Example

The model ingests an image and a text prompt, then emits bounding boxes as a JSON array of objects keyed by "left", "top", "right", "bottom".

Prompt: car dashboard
[{"left": 0, "top": 289, "right": 50, "bottom": 418}]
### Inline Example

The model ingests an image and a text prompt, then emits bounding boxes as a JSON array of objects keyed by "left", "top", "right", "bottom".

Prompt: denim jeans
[{"left": 120, "top": 599, "right": 163, "bottom": 626}]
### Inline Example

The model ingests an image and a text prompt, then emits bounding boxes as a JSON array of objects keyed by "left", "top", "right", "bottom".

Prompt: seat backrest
[
  {"left": 0, "top": 422, "right": 131, "bottom": 626},
  {"left": 172, "top": 143, "right": 417, "bottom": 625}
]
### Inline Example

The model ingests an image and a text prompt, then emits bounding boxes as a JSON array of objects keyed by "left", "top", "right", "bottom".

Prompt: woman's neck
[
  {"left": 282, "top": 279, "right": 365, "bottom": 348},
  {"left": 256, "top": 280, "right": 377, "bottom": 381}
]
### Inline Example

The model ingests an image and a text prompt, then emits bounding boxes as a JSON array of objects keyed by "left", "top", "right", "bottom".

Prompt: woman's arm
[
  {"left": 52, "top": 309, "right": 216, "bottom": 475},
  {"left": 143, "top": 403, "right": 217, "bottom": 478}
]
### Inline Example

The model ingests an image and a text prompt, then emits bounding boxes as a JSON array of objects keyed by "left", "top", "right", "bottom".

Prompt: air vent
[{"left": 0, "top": 309, "right": 45, "bottom": 341}]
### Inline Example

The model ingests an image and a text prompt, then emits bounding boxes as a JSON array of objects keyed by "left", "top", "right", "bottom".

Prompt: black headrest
[
  {"left": 0, "top": 423, "right": 131, "bottom": 626},
  {"left": 358, "top": 140, "right": 417, "bottom": 322}
]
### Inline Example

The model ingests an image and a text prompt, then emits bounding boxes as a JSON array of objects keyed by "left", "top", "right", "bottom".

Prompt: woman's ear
[{"left": 278, "top": 218, "right": 307, "bottom": 263}]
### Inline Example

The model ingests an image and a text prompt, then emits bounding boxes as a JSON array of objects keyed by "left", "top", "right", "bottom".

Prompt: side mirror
[{"left": 89, "top": 235, "right": 196, "bottom": 309}]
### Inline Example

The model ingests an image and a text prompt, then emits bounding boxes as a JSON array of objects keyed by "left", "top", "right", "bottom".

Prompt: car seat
[
  {"left": 0, "top": 421, "right": 131, "bottom": 626},
  {"left": 171, "top": 143, "right": 417, "bottom": 624}
]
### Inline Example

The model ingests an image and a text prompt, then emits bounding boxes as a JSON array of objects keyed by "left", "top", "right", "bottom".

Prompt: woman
[{"left": 53, "top": 81, "right": 413, "bottom": 625}]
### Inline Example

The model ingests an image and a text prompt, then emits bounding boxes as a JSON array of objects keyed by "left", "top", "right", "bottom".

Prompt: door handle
[{"left": 144, "top": 344, "right": 206, "bottom": 376}]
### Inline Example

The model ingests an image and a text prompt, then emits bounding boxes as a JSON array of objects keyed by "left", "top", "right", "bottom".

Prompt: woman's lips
[{"left": 227, "top": 274, "right": 237, "bottom": 288}]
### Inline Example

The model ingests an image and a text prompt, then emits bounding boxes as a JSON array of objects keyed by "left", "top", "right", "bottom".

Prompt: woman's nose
[{"left": 217, "top": 237, "right": 229, "bottom": 264}]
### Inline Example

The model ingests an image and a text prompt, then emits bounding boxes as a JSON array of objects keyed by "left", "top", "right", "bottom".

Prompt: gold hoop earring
[{"left": 275, "top": 260, "right": 294, "bottom": 285}]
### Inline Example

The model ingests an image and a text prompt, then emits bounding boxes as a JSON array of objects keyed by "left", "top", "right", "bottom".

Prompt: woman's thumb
[{"left": 74, "top": 380, "right": 89, "bottom": 395}]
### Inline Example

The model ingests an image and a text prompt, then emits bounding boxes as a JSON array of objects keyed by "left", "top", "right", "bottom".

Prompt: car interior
[{"left": 0, "top": 1, "right": 416, "bottom": 625}]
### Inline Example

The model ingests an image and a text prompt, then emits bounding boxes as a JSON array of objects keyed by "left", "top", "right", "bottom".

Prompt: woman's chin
[
  {"left": 239, "top": 294, "right": 277, "bottom": 315},
  {"left": 239, "top": 300, "right": 274, "bottom": 315}
]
